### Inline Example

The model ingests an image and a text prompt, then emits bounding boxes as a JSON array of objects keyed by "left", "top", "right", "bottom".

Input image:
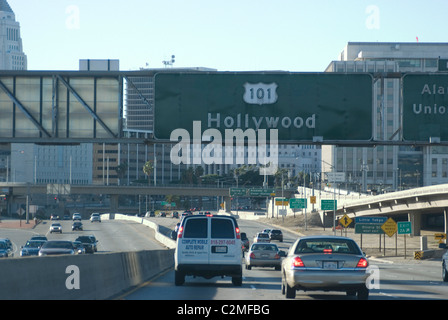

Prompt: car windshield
[
  {"left": 76, "top": 236, "right": 93, "bottom": 243},
  {"left": 294, "top": 238, "right": 362, "bottom": 255},
  {"left": 26, "top": 241, "right": 44, "bottom": 248},
  {"left": 42, "top": 241, "right": 73, "bottom": 249},
  {"left": 258, "top": 233, "right": 269, "bottom": 238}
]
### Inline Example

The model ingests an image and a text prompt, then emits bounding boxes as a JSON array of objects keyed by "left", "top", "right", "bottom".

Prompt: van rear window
[
  {"left": 183, "top": 218, "right": 208, "bottom": 238},
  {"left": 211, "top": 218, "right": 235, "bottom": 239}
]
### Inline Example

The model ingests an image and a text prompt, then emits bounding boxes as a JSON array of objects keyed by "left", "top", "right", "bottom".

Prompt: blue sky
[{"left": 9, "top": 0, "right": 448, "bottom": 71}]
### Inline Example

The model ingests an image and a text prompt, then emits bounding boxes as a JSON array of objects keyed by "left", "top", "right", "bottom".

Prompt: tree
[
  {"left": 143, "top": 160, "right": 154, "bottom": 185},
  {"left": 115, "top": 161, "right": 128, "bottom": 185}
]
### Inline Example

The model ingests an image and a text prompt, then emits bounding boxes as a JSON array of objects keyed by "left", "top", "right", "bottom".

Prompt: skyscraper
[
  {"left": 0, "top": 0, "right": 27, "bottom": 70},
  {"left": 325, "top": 42, "right": 448, "bottom": 192}
]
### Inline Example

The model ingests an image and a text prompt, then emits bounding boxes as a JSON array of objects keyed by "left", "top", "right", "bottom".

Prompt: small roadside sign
[
  {"left": 355, "top": 223, "right": 384, "bottom": 234},
  {"left": 248, "top": 188, "right": 275, "bottom": 197},
  {"left": 289, "top": 198, "right": 307, "bottom": 209},
  {"left": 381, "top": 217, "right": 397, "bottom": 237},
  {"left": 275, "top": 198, "right": 289, "bottom": 206},
  {"left": 321, "top": 199, "right": 337, "bottom": 210},
  {"left": 325, "top": 172, "right": 346, "bottom": 183},
  {"left": 355, "top": 216, "right": 387, "bottom": 224},
  {"left": 339, "top": 214, "right": 352, "bottom": 228},
  {"left": 230, "top": 188, "right": 246, "bottom": 196},
  {"left": 397, "top": 221, "right": 412, "bottom": 235},
  {"left": 435, "top": 233, "right": 447, "bottom": 243},
  {"left": 310, "top": 196, "right": 316, "bottom": 204}
]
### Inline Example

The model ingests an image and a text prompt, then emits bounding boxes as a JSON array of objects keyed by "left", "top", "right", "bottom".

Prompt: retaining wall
[{"left": 0, "top": 214, "right": 176, "bottom": 300}]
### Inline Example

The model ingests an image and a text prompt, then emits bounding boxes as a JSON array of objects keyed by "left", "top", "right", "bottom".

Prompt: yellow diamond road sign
[
  {"left": 339, "top": 214, "right": 352, "bottom": 228},
  {"left": 381, "top": 217, "right": 397, "bottom": 237},
  {"left": 435, "top": 233, "right": 447, "bottom": 243}
]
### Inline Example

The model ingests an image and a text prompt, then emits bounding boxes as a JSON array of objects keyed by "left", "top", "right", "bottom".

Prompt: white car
[
  {"left": 253, "top": 232, "right": 270, "bottom": 243},
  {"left": 90, "top": 213, "right": 101, "bottom": 223},
  {"left": 175, "top": 214, "right": 242, "bottom": 286},
  {"left": 49, "top": 223, "right": 62, "bottom": 233},
  {"left": 72, "top": 213, "right": 82, "bottom": 221}
]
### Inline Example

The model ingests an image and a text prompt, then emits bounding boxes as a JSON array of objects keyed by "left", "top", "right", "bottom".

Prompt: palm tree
[
  {"left": 115, "top": 161, "right": 128, "bottom": 186},
  {"left": 143, "top": 160, "right": 154, "bottom": 185}
]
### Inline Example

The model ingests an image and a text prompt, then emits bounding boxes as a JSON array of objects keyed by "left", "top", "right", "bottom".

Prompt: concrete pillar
[
  {"left": 223, "top": 196, "right": 231, "bottom": 213},
  {"left": 408, "top": 211, "right": 421, "bottom": 237},
  {"left": 110, "top": 194, "right": 119, "bottom": 213},
  {"left": 444, "top": 208, "right": 448, "bottom": 236}
]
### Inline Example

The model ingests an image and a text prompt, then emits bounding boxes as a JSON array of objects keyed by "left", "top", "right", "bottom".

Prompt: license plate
[
  {"left": 213, "top": 246, "right": 227, "bottom": 253},
  {"left": 323, "top": 261, "right": 338, "bottom": 269}
]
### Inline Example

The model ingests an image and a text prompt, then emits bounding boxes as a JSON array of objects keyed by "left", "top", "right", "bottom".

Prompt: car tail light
[
  {"left": 323, "top": 248, "right": 333, "bottom": 254},
  {"left": 235, "top": 227, "right": 241, "bottom": 239},
  {"left": 177, "top": 226, "right": 184, "bottom": 239},
  {"left": 356, "top": 257, "right": 369, "bottom": 268},
  {"left": 250, "top": 252, "right": 256, "bottom": 259},
  {"left": 292, "top": 256, "right": 305, "bottom": 268},
  {"left": 274, "top": 253, "right": 280, "bottom": 259}
]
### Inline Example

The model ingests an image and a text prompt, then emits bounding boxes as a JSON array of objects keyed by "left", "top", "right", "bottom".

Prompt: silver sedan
[
  {"left": 245, "top": 243, "right": 284, "bottom": 270},
  {"left": 281, "top": 235, "right": 370, "bottom": 300}
]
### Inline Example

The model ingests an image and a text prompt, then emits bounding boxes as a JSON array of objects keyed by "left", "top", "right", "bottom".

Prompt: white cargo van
[{"left": 174, "top": 214, "right": 243, "bottom": 286}]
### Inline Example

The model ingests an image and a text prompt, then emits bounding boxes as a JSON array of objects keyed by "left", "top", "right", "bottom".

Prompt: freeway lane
[
  {"left": 2, "top": 218, "right": 166, "bottom": 256},
  {"left": 122, "top": 218, "right": 448, "bottom": 300}
]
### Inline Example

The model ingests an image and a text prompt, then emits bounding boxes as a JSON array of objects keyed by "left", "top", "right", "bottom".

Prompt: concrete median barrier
[{"left": 0, "top": 249, "right": 174, "bottom": 300}]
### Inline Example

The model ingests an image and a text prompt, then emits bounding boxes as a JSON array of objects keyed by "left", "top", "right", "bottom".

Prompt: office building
[
  {"left": 0, "top": 0, "right": 27, "bottom": 70},
  {"left": 325, "top": 42, "right": 448, "bottom": 191}
]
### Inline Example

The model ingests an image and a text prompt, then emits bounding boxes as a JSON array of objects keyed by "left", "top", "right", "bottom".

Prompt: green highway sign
[
  {"left": 229, "top": 188, "right": 246, "bottom": 196},
  {"left": 289, "top": 198, "right": 307, "bottom": 209},
  {"left": 321, "top": 199, "right": 337, "bottom": 211},
  {"left": 397, "top": 221, "right": 412, "bottom": 235},
  {"left": 355, "top": 223, "right": 384, "bottom": 234},
  {"left": 248, "top": 188, "right": 275, "bottom": 197},
  {"left": 154, "top": 72, "right": 373, "bottom": 142},
  {"left": 403, "top": 74, "right": 448, "bottom": 141}
]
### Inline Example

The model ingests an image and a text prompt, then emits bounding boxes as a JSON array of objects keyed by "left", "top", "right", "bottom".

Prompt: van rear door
[
  {"left": 209, "top": 217, "right": 241, "bottom": 265},
  {"left": 177, "top": 216, "right": 210, "bottom": 265}
]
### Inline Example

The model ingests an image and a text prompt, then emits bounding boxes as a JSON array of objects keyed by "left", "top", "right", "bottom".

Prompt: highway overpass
[
  {"left": 331, "top": 184, "right": 448, "bottom": 236},
  {"left": 0, "top": 182, "right": 295, "bottom": 214}
]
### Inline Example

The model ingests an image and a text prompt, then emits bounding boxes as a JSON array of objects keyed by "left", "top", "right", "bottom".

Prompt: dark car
[
  {"left": 38, "top": 240, "right": 75, "bottom": 256},
  {"left": 75, "top": 235, "right": 96, "bottom": 253},
  {"left": 20, "top": 240, "right": 46, "bottom": 257},
  {"left": 72, "top": 221, "right": 83, "bottom": 231},
  {"left": 241, "top": 232, "right": 250, "bottom": 251},
  {"left": 0, "top": 241, "right": 10, "bottom": 258},
  {"left": 269, "top": 229, "right": 283, "bottom": 242},
  {"left": 30, "top": 235, "right": 48, "bottom": 241}
]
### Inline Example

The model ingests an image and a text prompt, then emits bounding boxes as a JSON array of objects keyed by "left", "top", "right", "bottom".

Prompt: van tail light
[
  {"left": 177, "top": 226, "right": 184, "bottom": 239},
  {"left": 356, "top": 257, "right": 369, "bottom": 268},
  {"left": 235, "top": 227, "right": 241, "bottom": 239},
  {"left": 292, "top": 256, "right": 305, "bottom": 268}
]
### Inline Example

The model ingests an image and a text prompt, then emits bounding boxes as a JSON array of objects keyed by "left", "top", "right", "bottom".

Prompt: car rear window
[
  {"left": 211, "top": 218, "right": 235, "bottom": 239},
  {"left": 295, "top": 238, "right": 362, "bottom": 255},
  {"left": 183, "top": 218, "right": 208, "bottom": 238}
]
